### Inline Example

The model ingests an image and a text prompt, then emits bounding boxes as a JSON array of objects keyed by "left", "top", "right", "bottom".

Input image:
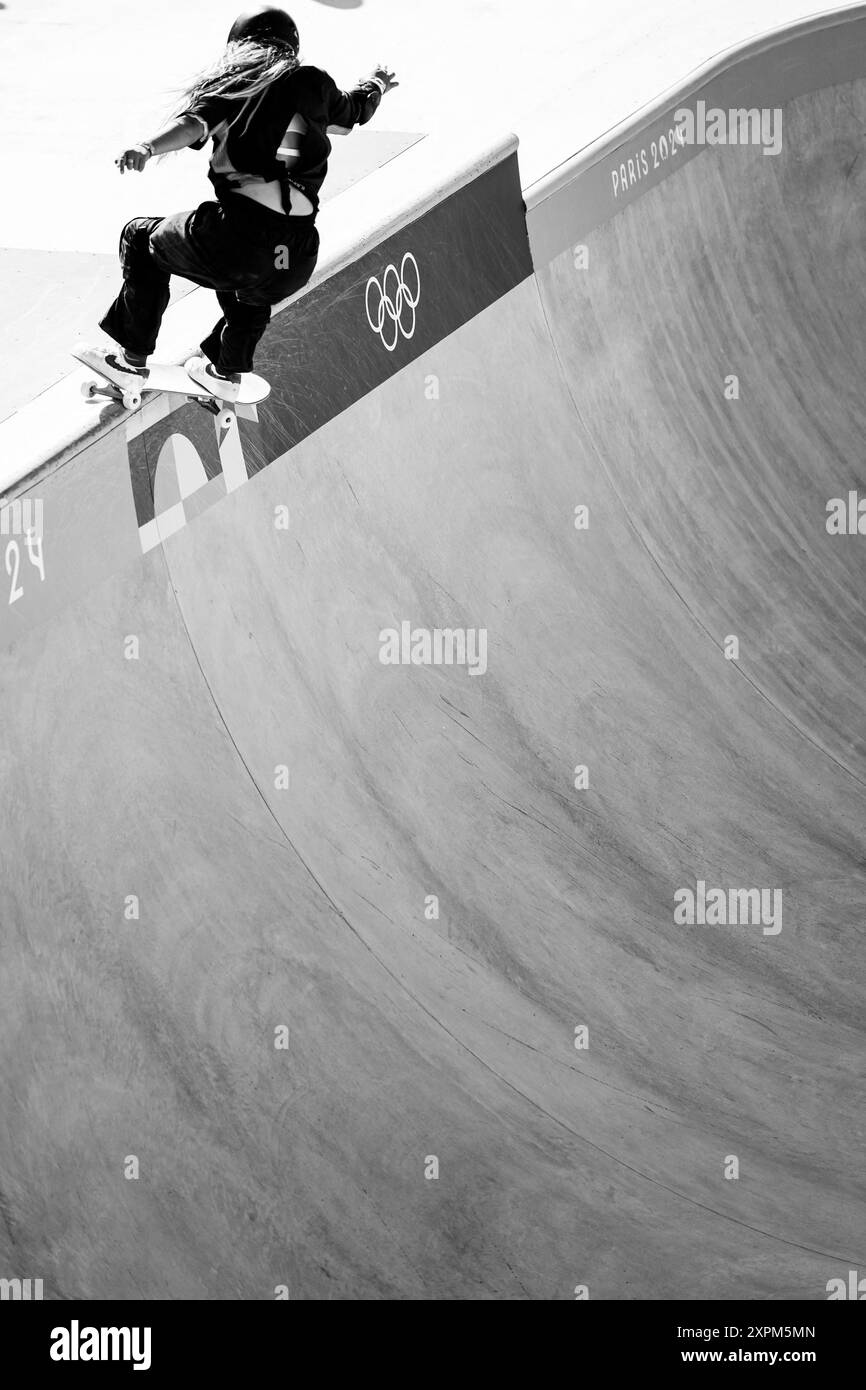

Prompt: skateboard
[{"left": 73, "top": 346, "right": 270, "bottom": 430}]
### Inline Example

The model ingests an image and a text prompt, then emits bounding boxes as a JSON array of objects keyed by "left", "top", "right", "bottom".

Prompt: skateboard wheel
[
  {"left": 122, "top": 390, "right": 142, "bottom": 411},
  {"left": 81, "top": 380, "right": 99, "bottom": 400}
]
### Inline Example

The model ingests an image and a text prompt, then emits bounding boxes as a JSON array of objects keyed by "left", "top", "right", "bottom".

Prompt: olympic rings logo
[{"left": 365, "top": 252, "right": 421, "bottom": 351}]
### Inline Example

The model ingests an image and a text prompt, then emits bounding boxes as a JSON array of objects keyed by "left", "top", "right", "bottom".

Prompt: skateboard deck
[{"left": 73, "top": 345, "right": 270, "bottom": 427}]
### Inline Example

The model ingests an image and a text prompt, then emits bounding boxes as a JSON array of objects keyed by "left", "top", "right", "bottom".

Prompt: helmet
[{"left": 228, "top": 7, "right": 300, "bottom": 53}]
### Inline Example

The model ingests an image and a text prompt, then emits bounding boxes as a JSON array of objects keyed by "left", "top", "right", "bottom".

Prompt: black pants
[{"left": 99, "top": 196, "right": 319, "bottom": 373}]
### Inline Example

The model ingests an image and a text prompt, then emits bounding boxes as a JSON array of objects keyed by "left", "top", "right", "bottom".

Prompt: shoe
[
  {"left": 103, "top": 349, "right": 149, "bottom": 381},
  {"left": 185, "top": 355, "right": 242, "bottom": 403}
]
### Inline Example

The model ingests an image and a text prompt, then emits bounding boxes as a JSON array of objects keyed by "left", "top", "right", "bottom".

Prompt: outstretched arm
[
  {"left": 115, "top": 115, "right": 204, "bottom": 173},
  {"left": 326, "top": 64, "right": 399, "bottom": 135}
]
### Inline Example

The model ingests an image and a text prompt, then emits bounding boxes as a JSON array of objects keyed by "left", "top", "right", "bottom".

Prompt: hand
[
  {"left": 370, "top": 64, "right": 398, "bottom": 94},
  {"left": 115, "top": 143, "right": 153, "bottom": 174}
]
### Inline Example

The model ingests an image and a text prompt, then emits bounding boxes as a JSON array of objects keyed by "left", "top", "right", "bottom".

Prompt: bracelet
[{"left": 140, "top": 141, "right": 155, "bottom": 158}]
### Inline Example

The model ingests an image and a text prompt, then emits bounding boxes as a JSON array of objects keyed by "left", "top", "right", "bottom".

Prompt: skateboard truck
[{"left": 80, "top": 377, "right": 235, "bottom": 430}]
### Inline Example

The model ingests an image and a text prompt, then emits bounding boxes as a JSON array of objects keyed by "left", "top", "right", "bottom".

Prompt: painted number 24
[{"left": 6, "top": 530, "right": 45, "bottom": 605}]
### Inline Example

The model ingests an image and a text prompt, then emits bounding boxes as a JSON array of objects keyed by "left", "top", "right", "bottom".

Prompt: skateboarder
[{"left": 99, "top": 6, "right": 397, "bottom": 400}]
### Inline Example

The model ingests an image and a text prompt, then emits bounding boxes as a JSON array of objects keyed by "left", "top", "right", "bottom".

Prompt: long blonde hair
[{"left": 171, "top": 37, "right": 300, "bottom": 137}]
